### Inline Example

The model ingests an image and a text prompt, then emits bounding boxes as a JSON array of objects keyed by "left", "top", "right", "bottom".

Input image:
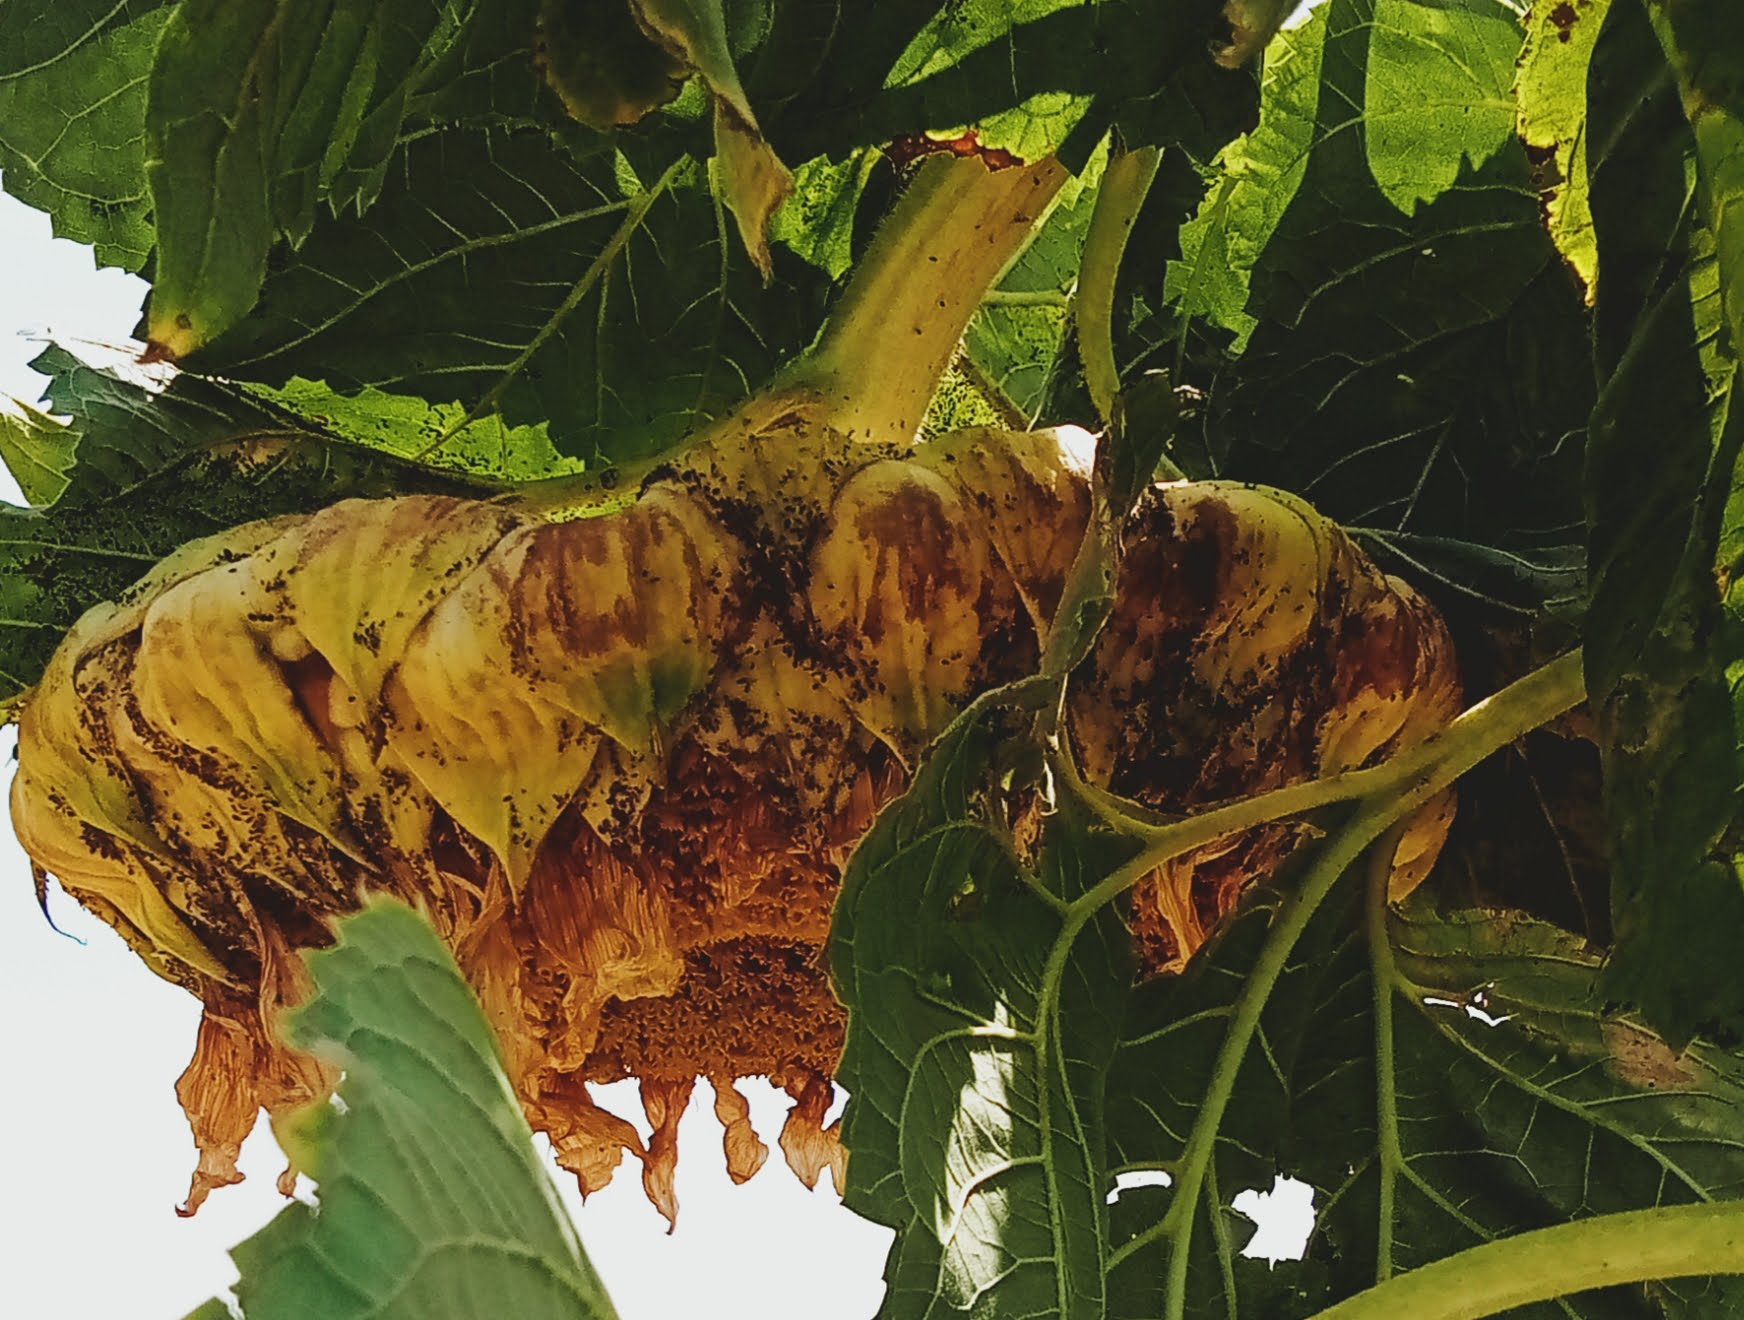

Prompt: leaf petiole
[
  {"left": 1077, "top": 142, "right": 1163, "bottom": 427},
  {"left": 1305, "top": 1201, "right": 1744, "bottom": 1320},
  {"left": 1366, "top": 823, "right": 1410, "bottom": 1283}
]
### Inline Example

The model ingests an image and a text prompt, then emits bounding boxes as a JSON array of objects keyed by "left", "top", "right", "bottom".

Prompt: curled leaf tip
[{"left": 1215, "top": 0, "right": 1304, "bottom": 67}]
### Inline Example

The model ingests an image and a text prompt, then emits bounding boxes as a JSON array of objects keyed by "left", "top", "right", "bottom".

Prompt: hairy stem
[
  {"left": 1365, "top": 825, "right": 1408, "bottom": 1283},
  {"left": 1307, "top": 1202, "right": 1744, "bottom": 1320},
  {"left": 1206, "top": 1161, "right": 1240, "bottom": 1320},
  {"left": 783, "top": 154, "right": 1069, "bottom": 447}
]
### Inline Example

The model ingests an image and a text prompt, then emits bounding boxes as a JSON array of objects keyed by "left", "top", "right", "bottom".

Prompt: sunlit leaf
[
  {"left": 1515, "top": 0, "right": 1613, "bottom": 300},
  {"left": 0, "top": 399, "right": 77, "bottom": 507}
]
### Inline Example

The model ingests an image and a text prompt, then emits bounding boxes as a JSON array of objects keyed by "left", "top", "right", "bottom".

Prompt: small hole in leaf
[
  {"left": 1105, "top": 1169, "right": 1172, "bottom": 1205},
  {"left": 1231, "top": 1175, "right": 1315, "bottom": 1262}
]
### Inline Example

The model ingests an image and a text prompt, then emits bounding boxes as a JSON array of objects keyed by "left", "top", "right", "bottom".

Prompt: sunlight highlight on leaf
[{"left": 1516, "top": 0, "right": 1611, "bottom": 301}]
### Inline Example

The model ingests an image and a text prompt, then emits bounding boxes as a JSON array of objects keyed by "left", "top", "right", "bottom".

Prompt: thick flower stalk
[{"left": 8, "top": 156, "right": 1460, "bottom": 1221}]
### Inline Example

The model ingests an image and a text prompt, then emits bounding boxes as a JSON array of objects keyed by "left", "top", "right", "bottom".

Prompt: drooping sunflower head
[{"left": 11, "top": 416, "right": 1459, "bottom": 1220}]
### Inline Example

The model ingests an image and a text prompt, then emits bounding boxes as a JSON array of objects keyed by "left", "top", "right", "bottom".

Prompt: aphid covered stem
[{"left": 780, "top": 153, "right": 1070, "bottom": 447}]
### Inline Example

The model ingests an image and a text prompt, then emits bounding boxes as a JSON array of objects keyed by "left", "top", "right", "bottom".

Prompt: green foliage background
[{"left": 5, "top": 0, "right": 1744, "bottom": 1316}]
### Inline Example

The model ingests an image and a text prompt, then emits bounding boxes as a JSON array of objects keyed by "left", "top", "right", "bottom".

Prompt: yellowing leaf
[
  {"left": 1516, "top": 0, "right": 1611, "bottom": 301},
  {"left": 630, "top": 0, "right": 792, "bottom": 278}
]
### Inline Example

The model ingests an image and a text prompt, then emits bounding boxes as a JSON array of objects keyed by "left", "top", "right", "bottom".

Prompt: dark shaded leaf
[
  {"left": 1148, "top": 0, "right": 1593, "bottom": 618},
  {"left": 1107, "top": 877, "right": 1744, "bottom": 1317},
  {"left": 749, "top": 0, "right": 1240, "bottom": 169},
  {"left": 143, "top": 0, "right": 477, "bottom": 355},
  {"left": 1583, "top": 0, "right": 1744, "bottom": 1044},
  {"left": 832, "top": 685, "right": 1142, "bottom": 1318},
  {"left": 535, "top": 0, "right": 688, "bottom": 128},
  {"left": 187, "top": 128, "right": 831, "bottom": 465},
  {"left": 0, "top": 0, "right": 170, "bottom": 79}
]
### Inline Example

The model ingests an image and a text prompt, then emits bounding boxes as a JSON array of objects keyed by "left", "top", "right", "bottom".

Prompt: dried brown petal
[
  {"left": 640, "top": 1077, "right": 696, "bottom": 1229},
  {"left": 540, "top": 1080, "right": 648, "bottom": 1199},
  {"left": 710, "top": 1076, "right": 769, "bottom": 1185},
  {"left": 174, "top": 1005, "right": 260, "bottom": 1217},
  {"left": 777, "top": 1070, "right": 843, "bottom": 1191}
]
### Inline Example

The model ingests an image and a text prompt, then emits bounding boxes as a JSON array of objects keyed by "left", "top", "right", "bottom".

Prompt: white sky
[{"left": 0, "top": 183, "right": 1311, "bottom": 1319}]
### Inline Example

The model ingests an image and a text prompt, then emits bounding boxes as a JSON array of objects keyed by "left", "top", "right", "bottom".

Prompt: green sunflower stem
[
  {"left": 1307, "top": 1202, "right": 1744, "bottom": 1320},
  {"left": 782, "top": 152, "right": 1070, "bottom": 447}
]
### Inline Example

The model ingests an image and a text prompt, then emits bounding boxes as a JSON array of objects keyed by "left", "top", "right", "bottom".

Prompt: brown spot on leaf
[{"left": 1603, "top": 1021, "right": 1696, "bottom": 1089}]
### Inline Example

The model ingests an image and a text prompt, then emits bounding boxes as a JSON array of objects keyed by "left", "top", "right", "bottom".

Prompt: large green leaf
[
  {"left": 749, "top": 0, "right": 1244, "bottom": 168},
  {"left": 186, "top": 127, "right": 832, "bottom": 466},
  {"left": 1582, "top": 0, "right": 1744, "bottom": 1043},
  {"left": 1150, "top": 0, "right": 1592, "bottom": 618},
  {"left": 0, "top": 0, "right": 165, "bottom": 268},
  {"left": 143, "top": 0, "right": 477, "bottom": 356},
  {"left": 1359, "top": 903, "right": 1744, "bottom": 1312},
  {"left": 1163, "top": 0, "right": 1524, "bottom": 346},
  {"left": 831, "top": 683, "right": 1143, "bottom": 1318},
  {"left": 1105, "top": 878, "right": 1744, "bottom": 1318},
  {"left": 182, "top": 897, "right": 618, "bottom": 1320}
]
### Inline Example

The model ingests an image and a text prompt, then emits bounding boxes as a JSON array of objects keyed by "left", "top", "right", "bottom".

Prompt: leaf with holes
[{"left": 1105, "top": 878, "right": 1744, "bottom": 1317}]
